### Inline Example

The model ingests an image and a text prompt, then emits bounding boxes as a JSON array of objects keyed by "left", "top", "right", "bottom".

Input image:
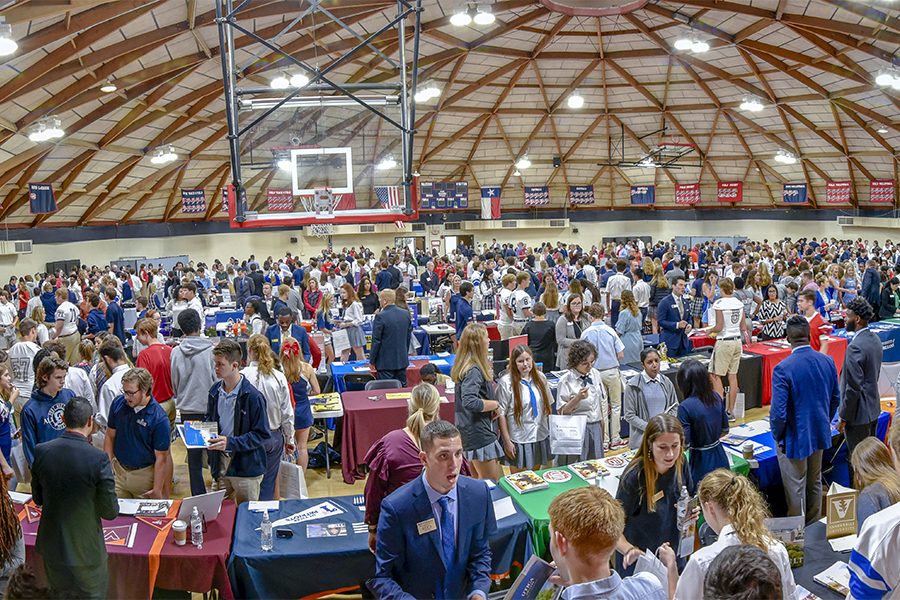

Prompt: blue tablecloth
[
  {"left": 331, "top": 354, "right": 455, "bottom": 393},
  {"left": 227, "top": 489, "right": 531, "bottom": 599},
  {"left": 725, "top": 411, "right": 891, "bottom": 490},
  {"left": 833, "top": 321, "right": 900, "bottom": 396}
]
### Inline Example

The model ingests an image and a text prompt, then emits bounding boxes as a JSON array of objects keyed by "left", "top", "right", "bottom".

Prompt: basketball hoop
[
  {"left": 298, "top": 188, "right": 340, "bottom": 219},
  {"left": 309, "top": 223, "right": 334, "bottom": 238}
]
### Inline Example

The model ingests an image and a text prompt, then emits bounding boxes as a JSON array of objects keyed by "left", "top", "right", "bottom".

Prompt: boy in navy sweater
[
  {"left": 86, "top": 294, "right": 108, "bottom": 339},
  {"left": 22, "top": 356, "right": 75, "bottom": 466}
]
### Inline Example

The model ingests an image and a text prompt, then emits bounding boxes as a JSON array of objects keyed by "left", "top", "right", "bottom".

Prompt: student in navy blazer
[
  {"left": 770, "top": 316, "right": 840, "bottom": 524},
  {"left": 266, "top": 307, "right": 312, "bottom": 362},
  {"left": 656, "top": 276, "right": 693, "bottom": 357},
  {"left": 369, "top": 420, "right": 495, "bottom": 600},
  {"left": 370, "top": 290, "right": 412, "bottom": 385}
]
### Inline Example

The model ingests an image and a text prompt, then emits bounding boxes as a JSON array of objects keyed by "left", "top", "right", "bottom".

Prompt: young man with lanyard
[
  {"left": 206, "top": 339, "right": 270, "bottom": 504},
  {"left": 52, "top": 287, "right": 81, "bottom": 363},
  {"left": 796, "top": 289, "right": 830, "bottom": 353},
  {"left": 104, "top": 368, "right": 172, "bottom": 499},
  {"left": 510, "top": 272, "right": 534, "bottom": 337}
]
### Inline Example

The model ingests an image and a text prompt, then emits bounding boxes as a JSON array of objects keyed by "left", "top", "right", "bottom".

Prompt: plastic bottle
[
  {"left": 676, "top": 485, "right": 690, "bottom": 531},
  {"left": 190, "top": 506, "right": 204, "bottom": 549},
  {"left": 226, "top": 318, "right": 234, "bottom": 337},
  {"left": 260, "top": 510, "right": 273, "bottom": 551}
]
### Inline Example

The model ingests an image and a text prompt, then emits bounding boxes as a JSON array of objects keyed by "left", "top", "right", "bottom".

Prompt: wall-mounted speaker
[
  {"left": 290, "top": 236, "right": 298, "bottom": 243},
  {"left": 553, "top": 156, "right": 561, "bottom": 168},
  {"left": 572, "top": 228, "right": 579, "bottom": 234}
]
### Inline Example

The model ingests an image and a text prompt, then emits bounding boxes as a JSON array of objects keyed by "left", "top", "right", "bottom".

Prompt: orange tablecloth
[{"left": 744, "top": 336, "right": 847, "bottom": 405}]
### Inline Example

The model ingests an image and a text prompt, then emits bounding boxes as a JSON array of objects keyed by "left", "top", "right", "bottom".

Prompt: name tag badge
[
  {"left": 416, "top": 518, "right": 437, "bottom": 535},
  {"left": 652, "top": 490, "right": 665, "bottom": 504}
]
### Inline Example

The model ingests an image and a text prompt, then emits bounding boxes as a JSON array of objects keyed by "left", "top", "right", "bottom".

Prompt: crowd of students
[{"left": 0, "top": 235, "right": 897, "bottom": 598}]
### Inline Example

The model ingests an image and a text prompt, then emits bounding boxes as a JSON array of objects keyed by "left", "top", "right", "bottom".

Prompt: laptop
[{"left": 177, "top": 489, "right": 226, "bottom": 522}]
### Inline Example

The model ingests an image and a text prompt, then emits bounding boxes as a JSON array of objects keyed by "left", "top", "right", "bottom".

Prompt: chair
[
  {"left": 364, "top": 379, "right": 401, "bottom": 391},
  {"left": 343, "top": 373, "right": 374, "bottom": 392}
]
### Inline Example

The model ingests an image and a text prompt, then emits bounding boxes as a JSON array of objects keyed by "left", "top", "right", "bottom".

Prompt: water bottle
[
  {"left": 226, "top": 318, "right": 234, "bottom": 337},
  {"left": 676, "top": 485, "right": 690, "bottom": 531},
  {"left": 190, "top": 506, "right": 204, "bottom": 549},
  {"left": 260, "top": 510, "right": 273, "bottom": 551}
]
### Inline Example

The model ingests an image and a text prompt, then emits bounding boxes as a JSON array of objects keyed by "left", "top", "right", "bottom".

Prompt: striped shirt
[{"left": 848, "top": 502, "right": 900, "bottom": 599}]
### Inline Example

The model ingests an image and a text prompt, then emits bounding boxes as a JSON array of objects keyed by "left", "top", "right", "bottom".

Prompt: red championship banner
[
  {"left": 717, "top": 181, "right": 742, "bottom": 203},
  {"left": 870, "top": 179, "right": 896, "bottom": 204},
  {"left": 825, "top": 181, "right": 852, "bottom": 204},
  {"left": 674, "top": 183, "right": 701, "bottom": 205}
]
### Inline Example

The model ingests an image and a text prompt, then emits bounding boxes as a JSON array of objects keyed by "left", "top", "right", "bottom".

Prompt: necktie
[
  {"left": 579, "top": 374, "right": 593, "bottom": 386},
  {"left": 522, "top": 380, "right": 538, "bottom": 418},
  {"left": 437, "top": 496, "right": 454, "bottom": 566},
  {"left": 676, "top": 296, "right": 684, "bottom": 317}
]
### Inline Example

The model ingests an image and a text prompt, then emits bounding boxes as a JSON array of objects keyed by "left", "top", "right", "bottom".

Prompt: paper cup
[{"left": 172, "top": 520, "right": 187, "bottom": 546}]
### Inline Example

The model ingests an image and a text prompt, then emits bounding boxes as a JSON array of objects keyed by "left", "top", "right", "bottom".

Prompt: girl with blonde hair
[
  {"left": 851, "top": 437, "right": 900, "bottom": 531},
  {"left": 242, "top": 334, "right": 293, "bottom": 501},
  {"left": 673, "top": 469, "right": 797, "bottom": 599},
  {"left": 29, "top": 306, "right": 49, "bottom": 345},
  {"left": 451, "top": 323, "right": 502, "bottom": 480},
  {"left": 539, "top": 278, "right": 560, "bottom": 323},
  {"left": 279, "top": 337, "right": 320, "bottom": 472}
]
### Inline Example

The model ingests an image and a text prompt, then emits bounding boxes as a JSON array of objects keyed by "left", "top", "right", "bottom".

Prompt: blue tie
[
  {"left": 522, "top": 380, "right": 538, "bottom": 418},
  {"left": 437, "top": 496, "right": 454, "bottom": 567}
]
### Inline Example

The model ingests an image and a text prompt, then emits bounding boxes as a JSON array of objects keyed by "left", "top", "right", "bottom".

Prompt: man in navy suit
[
  {"left": 656, "top": 276, "right": 692, "bottom": 357},
  {"left": 369, "top": 420, "right": 495, "bottom": 600},
  {"left": 771, "top": 315, "right": 840, "bottom": 524},
  {"left": 266, "top": 307, "right": 311, "bottom": 362},
  {"left": 370, "top": 289, "right": 412, "bottom": 385}
]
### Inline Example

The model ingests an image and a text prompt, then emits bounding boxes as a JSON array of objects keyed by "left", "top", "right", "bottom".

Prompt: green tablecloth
[{"left": 498, "top": 452, "right": 750, "bottom": 558}]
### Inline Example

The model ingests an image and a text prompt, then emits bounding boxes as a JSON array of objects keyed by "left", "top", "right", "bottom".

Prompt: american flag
[
  {"left": 524, "top": 186, "right": 550, "bottom": 206},
  {"left": 375, "top": 185, "right": 403, "bottom": 208},
  {"left": 568, "top": 185, "right": 595, "bottom": 205}
]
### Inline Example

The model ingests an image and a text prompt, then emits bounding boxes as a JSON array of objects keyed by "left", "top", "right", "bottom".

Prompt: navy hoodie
[{"left": 22, "top": 387, "right": 76, "bottom": 466}]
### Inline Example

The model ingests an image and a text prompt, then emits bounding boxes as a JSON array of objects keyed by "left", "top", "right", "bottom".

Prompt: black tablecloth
[{"left": 793, "top": 521, "right": 847, "bottom": 600}]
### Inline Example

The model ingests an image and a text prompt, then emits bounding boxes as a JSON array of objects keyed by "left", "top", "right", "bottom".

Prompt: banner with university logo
[
  {"left": 674, "top": 183, "right": 700, "bottom": 205},
  {"left": 266, "top": 189, "right": 294, "bottom": 212},
  {"left": 630, "top": 185, "right": 655, "bottom": 206},
  {"left": 568, "top": 185, "right": 595, "bottom": 205},
  {"left": 28, "top": 182, "right": 57, "bottom": 214},
  {"left": 480, "top": 186, "right": 501, "bottom": 219},
  {"left": 181, "top": 188, "right": 206, "bottom": 214},
  {"left": 524, "top": 186, "right": 550, "bottom": 206},
  {"left": 782, "top": 183, "right": 808, "bottom": 205},
  {"left": 717, "top": 181, "right": 742, "bottom": 203},
  {"left": 870, "top": 179, "right": 895, "bottom": 204},
  {"left": 825, "top": 181, "right": 852, "bottom": 204},
  {"left": 420, "top": 181, "right": 468, "bottom": 210}
]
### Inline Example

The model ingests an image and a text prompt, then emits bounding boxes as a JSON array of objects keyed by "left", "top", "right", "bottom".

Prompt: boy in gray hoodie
[{"left": 170, "top": 309, "right": 217, "bottom": 495}]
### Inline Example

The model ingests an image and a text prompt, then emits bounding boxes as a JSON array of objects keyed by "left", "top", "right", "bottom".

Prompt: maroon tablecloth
[
  {"left": 19, "top": 499, "right": 236, "bottom": 599},
  {"left": 341, "top": 387, "right": 455, "bottom": 484}
]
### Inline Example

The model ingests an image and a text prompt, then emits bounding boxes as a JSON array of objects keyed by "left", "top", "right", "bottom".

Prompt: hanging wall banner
[
  {"left": 717, "top": 181, "right": 742, "bottom": 203},
  {"left": 181, "top": 188, "right": 206, "bottom": 214},
  {"left": 524, "top": 186, "right": 550, "bottom": 206},
  {"left": 674, "top": 183, "right": 701, "bottom": 205},
  {"left": 480, "top": 186, "right": 501, "bottom": 219},
  {"left": 825, "top": 181, "right": 852, "bottom": 205},
  {"left": 782, "top": 183, "right": 808, "bottom": 205},
  {"left": 568, "top": 185, "right": 595, "bottom": 205},
  {"left": 870, "top": 179, "right": 895, "bottom": 204},
  {"left": 630, "top": 185, "right": 655, "bottom": 206},
  {"left": 266, "top": 189, "right": 294, "bottom": 212},
  {"left": 28, "top": 183, "right": 57, "bottom": 214}
]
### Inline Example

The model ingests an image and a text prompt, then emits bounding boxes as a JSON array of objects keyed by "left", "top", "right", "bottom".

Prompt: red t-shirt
[
  {"left": 807, "top": 312, "right": 829, "bottom": 352},
  {"left": 136, "top": 343, "right": 174, "bottom": 402}
]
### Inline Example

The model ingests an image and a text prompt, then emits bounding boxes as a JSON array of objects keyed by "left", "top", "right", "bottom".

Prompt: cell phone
[{"left": 276, "top": 529, "right": 293, "bottom": 539}]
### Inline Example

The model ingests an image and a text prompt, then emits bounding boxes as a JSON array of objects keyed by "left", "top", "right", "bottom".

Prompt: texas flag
[{"left": 480, "top": 186, "right": 501, "bottom": 219}]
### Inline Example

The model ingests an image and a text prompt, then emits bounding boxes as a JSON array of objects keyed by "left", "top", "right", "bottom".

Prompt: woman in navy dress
[
  {"left": 279, "top": 337, "right": 320, "bottom": 474},
  {"left": 676, "top": 359, "right": 730, "bottom": 486}
]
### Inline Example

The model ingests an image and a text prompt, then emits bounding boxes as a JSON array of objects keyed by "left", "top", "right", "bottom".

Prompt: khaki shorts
[{"left": 711, "top": 339, "right": 742, "bottom": 376}]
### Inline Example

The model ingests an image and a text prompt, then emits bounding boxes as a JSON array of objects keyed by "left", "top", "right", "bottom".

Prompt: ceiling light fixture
[
  {"left": 150, "top": 145, "right": 178, "bottom": 165},
  {"left": 27, "top": 116, "right": 64, "bottom": 142},
  {"left": 289, "top": 73, "right": 310, "bottom": 88},
  {"left": 276, "top": 157, "right": 293, "bottom": 172},
  {"left": 515, "top": 155, "right": 531, "bottom": 170},
  {"left": 739, "top": 96, "right": 764, "bottom": 112},
  {"left": 875, "top": 69, "right": 897, "bottom": 87},
  {"left": 414, "top": 80, "right": 441, "bottom": 103},
  {"left": 473, "top": 4, "right": 495, "bottom": 25},
  {"left": 774, "top": 150, "right": 797, "bottom": 165},
  {"left": 99, "top": 80, "right": 118, "bottom": 93},
  {"left": 0, "top": 20, "right": 17, "bottom": 57},
  {"left": 638, "top": 157, "right": 657, "bottom": 169},
  {"left": 673, "top": 34, "right": 709, "bottom": 54},
  {"left": 450, "top": 9, "right": 472, "bottom": 26},
  {"left": 691, "top": 39, "right": 710, "bottom": 53},
  {"left": 877, "top": 126, "right": 889, "bottom": 134},
  {"left": 270, "top": 74, "right": 290, "bottom": 90},
  {"left": 567, "top": 90, "right": 585, "bottom": 109},
  {"left": 376, "top": 155, "right": 397, "bottom": 170}
]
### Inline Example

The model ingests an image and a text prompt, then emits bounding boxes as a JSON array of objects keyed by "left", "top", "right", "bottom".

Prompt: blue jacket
[
  {"left": 656, "top": 293, "right": 692, "bottom": 357},
  {"left": 86, "top": 308, "right": 108, "bottom": 336},
  {"left": 375, "top": 270, "right": 392, "bottom": 292},
  {"left": 370, "top": 305, "right": 412, "bottom": 371},
  {"left": 861, "top": 268, "right": 881, "bottom": 312},
  {"left": 456, "top": 297, "right": 473, "bottom": 339},
  {"left": 22, "top": 387, "right": 76, "bottom": 466},
  {"left": 369, "top": 475, "right": 495, "bottom": 600},
  {"left": 106, "top": 301, "right": 126, "bottom": 345},
  {"left": 265, "top": 323, "right": 311, "bottom": 362},
  {"left": 771, "top": 346, "right": 840, "bottom": 460},
  {"left": 205, "top": 378, "right": 270, "bottom": 478}
]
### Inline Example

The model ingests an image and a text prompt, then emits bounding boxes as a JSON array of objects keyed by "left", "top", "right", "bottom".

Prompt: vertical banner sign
[
  {"left": 266, "top": 189, "right": 294, "bottom": 212},
  {"left": 870, "top": 179, "right": 896, "bottom": 204},
  {"left": 181, "top": 189, "right": 206, "bottom": 213},
  {"left": 568, "top": 185, "right": 595, "bottom": 205},
  {"left": 523, "top": 186, "right": 550, "bottom": 206},
  {"left": 221, "top": 188, "right": 229, "bottom": 213},
  {"left": 480, "top": 187, "right": 501, "bottom": 219},
  {"left": 674, "top": 183, "right": 701, "bottom": 205},
  {"left": 825, "top": 181, "right": 852, "bottom": 204},
  {"left": 630, "top": 185, "right": 655, "bottom": 206},
  {"left": 28, "top": 183, "right": 57, "bottom": 214},
  {"left": 717, "top": 181, "right": 742, "bottom": 203},
  {"left": 782, "top": 183, "right": 808, "bottom": 205}
]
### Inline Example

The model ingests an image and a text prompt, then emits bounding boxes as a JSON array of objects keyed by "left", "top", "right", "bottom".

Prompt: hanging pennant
[
  {"left": 28, "top": 183, "right": 57, "bottom": 214},
  {"left": 717, "top": 181, "right": 742, "bottom": 203},
  {"left": 870, "top": 179, "right": 895, "bottom": 204},
  {"left": 825, "top": 181, "right": 852, "bottom": 205},
  {"left": 674, "top": 183, "right": 701, "bottom": 205},
  {"left": 782, "top": 183, "right": 808, "bottom": 205},
  {"left": 630, "top": 185, "right": 655, "bottom": 206}
]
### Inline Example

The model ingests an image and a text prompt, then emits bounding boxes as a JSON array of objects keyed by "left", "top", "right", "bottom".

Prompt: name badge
[
  {"left": 416, "top": 518, "right": 437, "bottom": 535},
  {"left": 652, "top": 490, "right": 665, "bottom": 503}
]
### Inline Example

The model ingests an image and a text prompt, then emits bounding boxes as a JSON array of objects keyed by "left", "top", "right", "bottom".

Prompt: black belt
[
  {"left": 717, "top": 336, "right": 740, "bottom": 341},
  {"left": 120, "top": 462, "right": 153, "bottom": 471}
]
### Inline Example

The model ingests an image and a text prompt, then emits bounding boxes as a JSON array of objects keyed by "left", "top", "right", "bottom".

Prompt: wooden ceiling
[{"left": 0, "top": 0, "right": 897, "bottom": 227}]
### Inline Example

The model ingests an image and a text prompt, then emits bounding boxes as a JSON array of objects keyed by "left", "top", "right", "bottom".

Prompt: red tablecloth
[
  {"left": 341, "top": 387, "right": 456, "bottom": 484},
  {"left": 20, "top": 499, "right": 236, "bottom": 599},
  {"left": 744, "top": 336, "right": 847, "bottom": 405},
  {"left": 688, "top": 334, "right": 716, "bottom": 348},
  {"left": 486, "top": 322, "right": 501, "bottom": 341}
]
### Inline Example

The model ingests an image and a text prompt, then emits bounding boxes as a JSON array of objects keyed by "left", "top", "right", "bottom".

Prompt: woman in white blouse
[
  {"left": 338, "top": 283, "right": 366, "bottom": 361},
  {"left": 673, "top": 469, "right": 798, "bottom": 600},
  {"left": 497, "top": 345, "right": 553, "bottom": 473},
  {"left": 555, "top": 339, "right": 607, "bottom": 464}
]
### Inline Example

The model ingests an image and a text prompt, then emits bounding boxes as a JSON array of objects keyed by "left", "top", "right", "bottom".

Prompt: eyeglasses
[{"left": 123, "top": 389, "right": 140, "bottom": 397}]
